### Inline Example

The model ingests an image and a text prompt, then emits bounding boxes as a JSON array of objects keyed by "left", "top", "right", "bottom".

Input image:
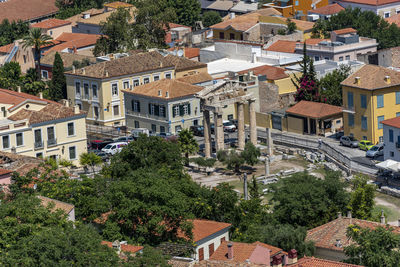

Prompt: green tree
[
  {"left": 79, "top": 152, "right": 103, "bottom": 174},
  {"left": 0, "top": 61, "right": 21, "bottom": 90},
  {"left": 202, "top": 11, "right": 222, "bottom": 28},
  {"left": 344, "top": 225, "right": 400, "bottom": 267},
  {"left": 178, "top": 129, "right": 198, "bottom": 165},
  {"left": 128, "top": 246, "right": 171, "bottom": 267},
  {"left": 217, "top": 149, "right": 245, "bottom": 173},
  {"left": 241, "top": 142, "right": 261, "bottom": 166},
  {"left": 0, "top": 19, "right": 29, "bottom": 46},
  {"left": 22, "top": 28, "right": 53, "bottom": 80},
  {"left": 20, "top": 68, "right": 46, "bottom": 95},
  {"left": 319, "top": 64, "right": 351, "bottom": 106},
  {"left": 348, "top": 175, "right": 376, "bottom": 220},
  {"left": 311, "top": 19, "right": 329, "bottom": 39},
  {"left": 49, "top": 52, "right": 67, "bottom": 100},
  {"left": 287, "top": 18, "right": 297, "bottom": 34},
  {"left": 169, "top": 0, "right": 200, "bottom": 27}
]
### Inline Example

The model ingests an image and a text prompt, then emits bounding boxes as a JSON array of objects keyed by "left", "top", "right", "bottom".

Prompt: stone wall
[
  {"left": 259, "top": 82, "right": 296, "bottom": 114},
  {"left": 264, "top": 31, "right": 304, "bottom": 48}
]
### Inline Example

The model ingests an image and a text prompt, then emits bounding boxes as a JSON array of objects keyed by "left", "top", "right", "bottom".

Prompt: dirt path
[{"left": 375, "top": 197, "right": 399, "bottom": 226}]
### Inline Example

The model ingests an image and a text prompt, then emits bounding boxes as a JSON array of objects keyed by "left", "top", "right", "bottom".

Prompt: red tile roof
[
  {"left": 305, "top": 38, "right": 328, "bottom": 45},
  {"left": 0, "top": 169, "right": 12, "bottom": 176},
  {"left": 333, "top": 28, "right": 357, "bottom": 35},
  {"left": 38, "top": 196, "right": 74, "bottom": 214},
  {"left": 101, "top": 241, "right": 143, "bottom": 254},
  {"left": 0, "top": 43, "right": 14, "bottom": 54},
  {"left": 0, "top": 0, "right": 58, "bottom": 22},
  {"left": 309, "top": 3, "right": 344, "bottom": 15},
  {"left": 43, "top": 33, "right": 101, "bottom": 55},
  {"left": 178, "top": 219, "right": 231, "bottom": 243},
  {"left": 306, "top": 217, "right": 400, "bottom": 252},
  {"left": 292, "top": 256, "right": 364, "bottom": 267},
  {"left": 266, "top": 40, "right": 297, "bottom": 53},
  {"left": 252, "top": 241, "right": 287, "bottom": 256},
  {"left": 0, "top": 88, "right": 54, "bottom": 110},
  {"left": 32, "top": 18, "right": 71, "bottom": 29},
  {"left": 286, "top": 101, "right": 343, "bottom": 119},
  {"left": 382, "top": 116, "right": 400, "bottom": 128},
  {"left": 238, "top": 65, "right": 289, "bottom": 80},
  {"left": 177, "top": 72, "right": 213, "bottom": 84},
  {"left": 338, "top": 0, "right": 400, "bottom": 5}
]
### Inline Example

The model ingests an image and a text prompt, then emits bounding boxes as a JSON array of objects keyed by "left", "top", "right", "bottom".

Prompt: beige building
[
  {"left": 123, "top": 79, "right": 203, "bottom": 133},
  {"left": 0, "top": 40, "right": 35, "bottom": 73},
  {"left": 31, "top": 18, "right": 72, "bottom": 39},
  {"left": 0, "top": 89, "right": 87, "bottom": 165},
  {"left": 65, "top": 51, "right": 208, "bottom": 127}
]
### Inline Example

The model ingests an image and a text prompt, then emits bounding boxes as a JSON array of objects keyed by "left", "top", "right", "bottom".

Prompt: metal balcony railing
[
  {"left": 47, "top": 138, "right": 57, "bottom": 147},
  {"left": 34, "top": 141, "right": 44, "bottom": 149}
]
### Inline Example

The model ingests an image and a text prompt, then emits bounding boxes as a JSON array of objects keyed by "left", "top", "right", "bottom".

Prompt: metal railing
[
  {"left": 86, "top": 124, "right": 128, "bottom": 138},
  {"left": 34, "top": 141, "right": 44, "bottom": 149},
  {"left": 47, "top": 138, "right": 57, "bottom": 147}
]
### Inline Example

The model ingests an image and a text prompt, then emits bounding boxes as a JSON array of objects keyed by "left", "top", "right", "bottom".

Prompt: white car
[
  {"left": 101, "top": 142, "right": 128, "bottom": 155},
  {"left": 223, "top": 120, "right": 236, "bottom": 132}
]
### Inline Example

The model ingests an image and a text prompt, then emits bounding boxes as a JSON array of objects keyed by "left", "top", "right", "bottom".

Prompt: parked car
[
  {"left": 101, "top": 142, "right": 128, "bottom": 155},
  {"left": 359, "top": 140, "right": 373, "bottom": 151},
  {"left": 94, "top": 150, "right": 110, "bottom": 161},
  {"left": 223, "top": 120, "right": 236, "bottom": 132},
  {"left": 335, "top": 131, "right": 344, "bottom": 140},
  {"left": 157, "top": 132, "right": 174, "bottom": 139},
  {"left": 114, "top": 136, "right": 134, "bottom": 143},
  {"left": 90, "top": 139, "right": 113, "bottom": 150},
  {"left": 340, "top": 136, "right": 359, "bottom": 148},
  {"left": 366, "top": 143, "right": 384, "bottom": 159},
  {"left": 190, "top": 125, "right": 204, "bottom": 136},
  {"left": 131, "top": 128, "right": 150, "bottom": 139},
  {"left": 199, "top": 142, "right": 216, "bottom": 153}
]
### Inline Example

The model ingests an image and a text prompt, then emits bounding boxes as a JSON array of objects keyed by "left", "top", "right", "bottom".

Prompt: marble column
[
  {"left": 237, "top": 102, "right": 245, "bottom": 150},
  {"left": 203, "top": 110, "right": 211, "bottom": 158},
  {"left": 214, "top": 111, "right": 224, "bottom": 152},
  {"left": 266, "top": 127, "right": 273, "bottom": 156},
  {"left": 249, "top": 99, "right": 257, "bottom": 145}
]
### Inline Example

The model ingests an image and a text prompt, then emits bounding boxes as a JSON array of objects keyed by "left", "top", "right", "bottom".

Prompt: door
[
  {"left": 271, "top": 115, "right": 282, "bottom": 131},
  {"left": 208, "top": 243, "right": 214, "bottom": 257},
  {"left": 310, "top": 119, "right": 316, "bottom": 135},
  {"left": 303, "top": 118, "right": 308, "bottom": 134},
  {"left": 198, "top": 247, "right": 204, "bottom": 261}
]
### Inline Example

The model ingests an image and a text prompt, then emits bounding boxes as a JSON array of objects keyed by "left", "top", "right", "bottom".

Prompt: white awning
[{"left": 376, "top": 159, "right": 398, "bottom": 169}]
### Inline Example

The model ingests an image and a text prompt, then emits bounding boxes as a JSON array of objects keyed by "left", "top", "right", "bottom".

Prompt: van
[
  {"left": 101, "top": 142, "right": 128, "bottom": 155},
  {"left": 131, "top": 128, "right": 150, "bottom": 139}
]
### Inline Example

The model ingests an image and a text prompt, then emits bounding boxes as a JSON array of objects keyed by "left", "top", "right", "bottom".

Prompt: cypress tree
[{"left": 50, "top": 52, "right": 66, "bottom": 101}]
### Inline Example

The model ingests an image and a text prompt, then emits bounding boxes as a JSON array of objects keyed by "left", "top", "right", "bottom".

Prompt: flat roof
[{"left": 207, "top": 58, "right": 268, "bottom": 76}]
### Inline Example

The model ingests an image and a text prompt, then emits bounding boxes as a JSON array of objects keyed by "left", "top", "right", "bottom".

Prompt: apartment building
[
  {"left": 341, "top": 64, "right": 400, "bottom": 144},
  {"left": 264, "top": 0, "right": 329, "bottom": 19},
  {"left": 31, "top": 18, "right": 72, "bottom": 39},
  {"left": 0, "top": 89, "right": 87, "bottom": 165},
  {"left": 334, "top": 0, "right": 400, "bottom": 18}
]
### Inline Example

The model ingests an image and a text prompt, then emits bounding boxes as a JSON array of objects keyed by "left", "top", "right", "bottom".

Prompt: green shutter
[
  {"left": 148, "top": 103, "right": 151, "bottom": 115},
  {"left": 173, "top": 105, "right": 176, "bottom": 117},
  {"left": 179, "top": 105, "right": 184, "bottom": 116},
  {"left": 155, "top": 105, "right": 160, "bottom": 116},
  {"left": 187, "top": 103, "right": 191, "bottom": 115},
  {"left": 131, "top": 100, "right": 135, "bottom": 111}
]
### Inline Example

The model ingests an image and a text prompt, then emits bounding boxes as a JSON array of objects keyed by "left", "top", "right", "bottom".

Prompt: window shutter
[
  {"left": 173, "top": 106, "right": 176, "bottom": 117},
  {"left": 179, "top": 105, "right": 184, "bottom": 116},
  {"left": 163, "top": 106, "right": 166, "bottom": 117},
  {"left": 137, "top": 101, "right": 140, "bottom": 112},
  {"left": 148, "top": 103, "right": 151, "bottom": 115},
  {"left": 187, "top": 103, "right": 191, "bottom": 115},
  {"left": 131, "top": 100, "right": 135, "bottom": 111},
  {"left": 155, "top": 105, "right": 160, "bottom": 116}
]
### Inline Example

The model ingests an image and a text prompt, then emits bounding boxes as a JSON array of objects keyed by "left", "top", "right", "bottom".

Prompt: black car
[
  {"left": 199, "top": 142, "right": 216, "bottom": 153},
  {"left": 190, "top": 126, "right": 204, "bottom": 136},
  {"left": 94, "top": 151, "right": 110, "bottom": 161}
]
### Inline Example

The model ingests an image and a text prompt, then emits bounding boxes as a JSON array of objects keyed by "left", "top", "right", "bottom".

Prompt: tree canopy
[
  {"left": 49, "top": 52, "right": 67, "bottom": 100},
  {"left": 0, "top": 19, "right": 29, "bottom": 46},
  {"left": 202, "top": 11, "right": 222, "bottom": 28},
  {"left": 168, "top": 0, "right": 200, "bottom": 27}
]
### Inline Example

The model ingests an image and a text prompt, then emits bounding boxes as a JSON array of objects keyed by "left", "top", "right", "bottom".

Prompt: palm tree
[
  {"left": 22, "top": 28, "right": 53, "bottom": 80},
  {"left": 178, "top": 129, "right": 198, "bottom": 166}
]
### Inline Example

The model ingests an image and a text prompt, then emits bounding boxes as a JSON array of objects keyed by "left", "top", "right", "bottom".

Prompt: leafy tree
[
  {"left": 348, "top": 175, "right": 376, "bottom": 220},
  {"left": 49, "top": 52, "right": 67, "bottom": 100},
  {"left": 272, "top": 171, "right": 349, "bottom": 228},
  {"left": 249, "top": 176, "right": 260, "bottom": 199},
  {"left": 202, "top": 11, "right": 222, "bottom": 28},
  {"left": 287, "top": 18, "right": 297, "bottom": 34},
  {"left": 217, "top": 149, "right": 245, "bottom": 173},
  {"left": 319, "top": 64, "right": 351, "bottom": 106},
  {"left": 178, "top": 129, "right": 198, "bottom": 165},
  {"left": 20, "top": 68, "right": 46, "bottom": 95},
  {"left": 0, "top": 62, "right": 21, "bottom": 90},
  {"left": 0, "top": 19, "right": 29, "bottom": 46},
  {"left": 128, "top": 246, "right": 171, "bottom": 267},
  {"left": 311, "top": 19, "right": 329, "bottom": 39},
  {"left": 241, "top": 142, "right": 261, "bottom": 166},
  {"left": 190, "top": 157, "right": 216, "bottom": 173},
  {"left": 79, "top": 152, "right": 103, "bottom": 174},
  {"left": 344, "top": 225, "right": 400, "bottom": 267},
  {"left": 277, "top": 28, "right": 287, "bottom": 35},
  {"left": 22, "top": 28, "right": 53, "bottom": 80},
  {"left": 169, "top": 0, "right": 200, "bottom": 27}
]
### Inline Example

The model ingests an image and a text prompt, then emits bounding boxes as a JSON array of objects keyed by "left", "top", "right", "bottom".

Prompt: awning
[{"left": 376, "top": 159, "right": 398, "bottom": 170}]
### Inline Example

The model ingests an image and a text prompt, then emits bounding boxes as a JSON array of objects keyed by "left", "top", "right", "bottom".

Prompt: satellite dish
[{"left": 177, "top": 50, "right": 184, "bottom": 57}]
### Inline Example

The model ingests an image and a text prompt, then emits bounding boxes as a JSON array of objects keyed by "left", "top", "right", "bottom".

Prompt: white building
[
  {"left": 334, "top": 0, "right": 400, "bottom": 18},
  {"left": 382, "top": 116, "right": 400, "bottom": 161}
]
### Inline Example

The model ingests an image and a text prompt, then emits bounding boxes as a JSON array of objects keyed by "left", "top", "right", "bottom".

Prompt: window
[
  {"left": 113, "top": 105, "right": 119, "bottom": 116},
  {"left": 132, "top": 100, "right": 140, "bottom": 112},
  {"left": 2, "top": 135, "right": 9, "bottom": 149},
  {"left": 160, "top": 126, "right": 165, "bottom": 133},
  {"left": 378, "top": 115, "right": 385, "bottom": 129},
  {"left": 111, "top": 83, "right": 118, "bottom": 97},
  {"left": 347, "top": 92, "right": 354, "bottom": 108},
  {"left": 153, "top": 75, "right": 160, "bottom": 81},
  {"left": 134, "top": 121, "right": 139, "bottom": 128},
  {"left": 396, "top": 91, "right": 400, "bottom": 104},
  {"left": 133, "top": 79, "right": 140, "bottom": 87},
  {"left": 151, "top": 124, "right": 156, "bottom": 132},
  {"left": 314, "top": 56, "right": 320, "bottom": 61},
  {"left": 324, "top": 57, "right": 329, "bottom": 60},
  {"left": 69, "top": 146, "right": 76, "bottom": 160},
  {"left": 67, "top": 122, "right": 75, "bottom": 136},
  {"left": 175, "top": 125, "right": 182, "bottom": 132},
  {"left": 34, "top": 129, "right": 42, "bottom": 144},
  {"left": 361, "top": 116, "right": 367, "bottom": 130},
  {"left": 47, "top": 126, "right": 55, "bottom": 141},
  {"left": 23, "top": 55, "right": 26, "bottom": 64},
  {"left": 49, "top": 30, "right": 53, "bottom": 35},
  {"left": 345, "top": 55, "right": 350, "bottom": 60},
  {"left": 219, "top": 32, "right": 224, "bottom": 39},
  {"left": 94, "top": 106, "right": 99, "bottom": 118},
  {"left": 92, "top": 84, "right": 98, "bottom": 98},
  {"left": 384, "top": 11, "right": 390, "bottom": 18},
  {"left": 379, "top": 136, "right": 384, "bottom": 143},
  {"left": 183, "top": 104, "right": 188, "bottom": 115},
  {"left": 16, "top": 133, "right": 23, "bottom": 146},
  {"left": 199, "top": 248, "right": 204, "bottom": 261},
  {"left": 193, "top": 119, "right": 198, "bottom": 126},
  {"left": 173, "top": 105, "right": 179, "bottom": 117},
  {"left": 377, "top": 94, "right": 384, "bottom": 108},
  {"left": 143, "top": 77, "right": 150, "bottom": 84},
  {"left": 391, "top": 151, "right": 394, "bottom": 157},
  {"left": 339, "top": 56, "right": 343, "bottom": 61},
  {"left": 390, "top": 129, "right": 394, "bottom": 142},
  {"left": 41, "top": 70, "right": 48, "bottom": 79},
  {"left": 360, "top": 94, "right": 367, "bottom": 108},
  {"left": 348, "top": 114, "right": 354, "bottom": 127},
  {"left": 84, "top": 83, "right": 89, "bottom": 99},
  {"left": 159, "top": 105, "right": 165, "bottom": 117},
  {"left": 229, "top": 33, "right": 235, "bottom": 40},
  {"left": 123, "top": 81, "right": 130, "bottom": 89},
  {"left": 397, "top": 112, "right": 400, "bottom": 117},
  {"left": 295, "top": 0, "right": 299, "bottom": 5},
  {"left": 209, "top": 243, "right": 215, "bottom": 257},
  {"left": 36, "top": 152, "right": 43, "bottom": 158},
  {"left": 75, "top": 81, "right": 81, "bottom": 96},
  {"left": 165, "top": 73, "right": 172, "bottom": 79},
  {"left": 77, "top": 103, "right": 82, "bottom": 111}
]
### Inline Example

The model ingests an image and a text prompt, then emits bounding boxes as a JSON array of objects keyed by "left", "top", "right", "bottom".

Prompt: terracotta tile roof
[
  {"left": 238, "top": 65, "right": 289, "bottom": 80},
  {"left": 286, "top": 101, "right": 343, "bottom": 119},
  {"left": 65, "top": 8, "right": 103, "bottom": 27},
  {"left": 103, "top": 1, "right": 133, "bottom": 9},
  {"left": 341, "top": 64, "right": 400, "bottom": 90},
  {"left": 0, "top": 0, "right": 58, "bottom": 22},
  {"left": 177, "top": 72, "right": 213, "bottom": 84},
  {"left": 207, "top": 0, "right": 234, "bottom": 11},
  {"left": 66, "top": 51, "right": 174, "bottom": 79},
  {"left": 333, "top": 28, "right": 357, "bottom": 35},
  {"left": 123, "top": 78, "right": 203, "bottom": 100},
  {"left": 0, "top": 169, "right": 12, "bottom": 176},
  {"left": 265, "top": 40, "right": 297, "bottom": 53},
  {"left": 194, "top": 260, "right": 261, "bottom": 267},
  {"left": 38, "top": 196, "right": 74, "bottom": 214},
  {"left": 381, "top": 116, "right": 400, "bottom": 128},
  {"left": 43, "top": 33, "right": 101, "bottom": 55},
  {"left": 76, "top": 7, "right": 136, "bottom": 25},
  {"left": 292, "top": 256, "right": 364, "bottom": 267},
  {"left": 31, "top": 18, "right": 71, "bottom": 29},
  {"left": 290, "top": 19, "right": 315, "bottom": 32},
  {"left": 166, "top": 22, "right": 191, "bottom": 30},
  {"left": 40, "top": 51, "right": 96, "bottom": 68},
  {"left": 184, "top": 47, "right": 200, "bottom": 59},
  {"left": 0, "top": 43, "right": 15, "bottom": 54},
  {"left": 190, "top": 219, "right": 231, "bottom": 243},
  {"left": 309, "top": 3, "right": 344, "bottom": 15},
  {"left": 338, "top": 0, "right": 399, "bottom": 5},
  {"left": 306, "top": 217, "right": 400, "bottom": 252},
  {"left": 252, "top": 241, "right": 287, "bottom": 257},
  {"left": 163, "top": 54, "right": 206, "bottom": 72},
  {"left": 0, "top": 151, "right": 43, "bottom": 177},
  {"left": 101, "top": 241, "right": 143, "bottom": 254},
  {"left": 305, "top": 38, "right": 328, "bottom": 45},
  {"left": 210, "top": 8, "right": 281, "bottom": 32},
  {"left": 385, "top": 13, "right": 400, "bottom": 27},
  {"left": 0, "top": 88, "right": 55, "bottom": 110}
]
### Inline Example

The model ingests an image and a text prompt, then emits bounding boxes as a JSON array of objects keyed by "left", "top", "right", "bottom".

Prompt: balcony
[
  {"left": 342, "top": 106, "right": 355, "bottom": 114},
  {"left": 34, "top": 141, "right": 44, "bottom": 149},
  {"left": 47, "top": 138, "right": 57, "bottom": 147}
]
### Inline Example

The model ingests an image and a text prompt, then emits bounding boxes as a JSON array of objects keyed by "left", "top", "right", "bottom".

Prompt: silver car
[
  {"left": 340, "top": 136, "right": 359, "bottom": 148},
  {"left": 366, "top": 144, "right": 384, "bottom": 159}
]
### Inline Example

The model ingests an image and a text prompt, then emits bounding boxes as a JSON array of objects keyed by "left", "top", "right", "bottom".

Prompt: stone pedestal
[
  {"left": 249, "top": 99, "right": 257, "bottom": 145},
  {"left": 214, "top": 112, "right": 224, "bottom": 152},
  {"left": 203, "top": 110, "right": 211, "bottom": 158},
  {"left": 237, "top": 102, "right": 245, "bottom": 150}
]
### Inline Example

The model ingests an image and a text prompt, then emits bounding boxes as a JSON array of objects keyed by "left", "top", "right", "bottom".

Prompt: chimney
[
  {"left": 112, "top": 240, "right": 121, "bottom": 254},
  {"left": 335, "top": 239, "right": 342, "bottom": 248},
  {"left": 165, "top": 91, "right": 169, "bottom": 98},
  {"left": 74, "top": 104, "right": 80, "bottom": 114},
  {"left": 355, "top": 76, "right": 360, "bottom": 85},
  {"left": 82, "top": 68, "right": 85, "bottom": 75},
  {"left": 227, "top": 243, "right": 234, "bottom": 260},
  {"left": 229, "top": 12, "right": 235, "bottom": 19},
  {"left": 17, "top": 86, "right": 21, "bottom": 93},
  {"left": 347, "top": 211, "right": 352, "bottom": 218},
  {"left": 39, "top": 92, "right": 43, "bottom": 99},
  {"left": 337, "top": 212, "right": 342, "bottom": 219},
  {"left": 251, "top": 52, "right": 257, "bottom": 63},
  {"left": 105, "top": 70, "right": 109, "bottom": 77},
  {"left": 385, "top": 75, "right": 391, "bottom": 84},
  {"left": 381, "top": 210, "right": 385, "bottom": 224},
  {"left": 72, "top": 65, "right": 76, "bottom": 74},
  {"left": 272, "top": 254, "right": 282, "bottom": 267},
  {"left": 288, "top": 249, "right": 298, "bottom": 264}
]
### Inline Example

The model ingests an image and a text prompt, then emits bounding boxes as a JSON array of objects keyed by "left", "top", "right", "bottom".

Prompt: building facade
[
  {"left": 382, "top": 117, "right": 400, "bottom": 161},
  {"left": 0, "top": 89, "right": 87, "bottom": 165},
  {"left": 31, "top": 19, "right": 72, "bottom": 39},
  {"left": 334, "top": 0, "right": 400, "bottom": 18},
  {"left": 265, "top": 0, "right": 329, "bottom": 19}
]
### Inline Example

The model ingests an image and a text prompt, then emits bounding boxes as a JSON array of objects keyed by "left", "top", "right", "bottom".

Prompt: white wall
[
  {"left": 383, "top": 124, "right": 400, "bottom": 161},
  {"left": 194, "top": 230, "right": 229, "bottom": 261}
]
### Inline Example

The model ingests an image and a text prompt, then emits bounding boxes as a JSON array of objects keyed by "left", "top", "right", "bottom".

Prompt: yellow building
[
  {"left": 65, "top": 51, "right": 207, "bottom": 127},
  {"left": 266, "top": 0, "right": 329, "bottom": 20},
  {"left": 341, "top": 65, "right": 400, "bottom": 144},
  {"left": 0, "top": 89, "right": 87, "bottom": 165}
]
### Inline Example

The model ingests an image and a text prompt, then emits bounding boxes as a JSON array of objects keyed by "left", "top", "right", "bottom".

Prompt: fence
[{"left": 86, "top": 124, "right": 129, "bottom": 140}]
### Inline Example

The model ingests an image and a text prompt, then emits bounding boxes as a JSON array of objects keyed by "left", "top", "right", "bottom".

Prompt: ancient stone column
[
  {"left": 237, "top": 102, "right": 245, "bottom": 150},
  {"left": 249, "top": 99, "right": 257, "bottom": 145},
  {"left": 214, "top": 111, "right": 224, "bottom": 152},
  {"left": 203, "top": 110, "right": 211, "bottom": 158},
  {"left": 266, "top": 127, "right": 273, "bottom": 156}
]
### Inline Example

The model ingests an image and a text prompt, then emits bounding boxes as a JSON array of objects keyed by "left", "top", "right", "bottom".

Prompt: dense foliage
[
  {"left": 202, "top": 11, "right": 222, "bottom": 28},
  {"left": 319, "top": 64, "right": 351, "bottom": 106},
  {"left": 168, "top": 0, "right": 200, "bottom": 27},
  {"left": 49, "top": 52, "right": 67, "bottom": 100},
  {"left": 348, "top": 175, "right": 376, "bottom": 220},
  {"left": 0, "top": 62, "right": 46, "bottom": 94},
  {"left": 0, "top": 19, "right": 29, "bottom": 46}
]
